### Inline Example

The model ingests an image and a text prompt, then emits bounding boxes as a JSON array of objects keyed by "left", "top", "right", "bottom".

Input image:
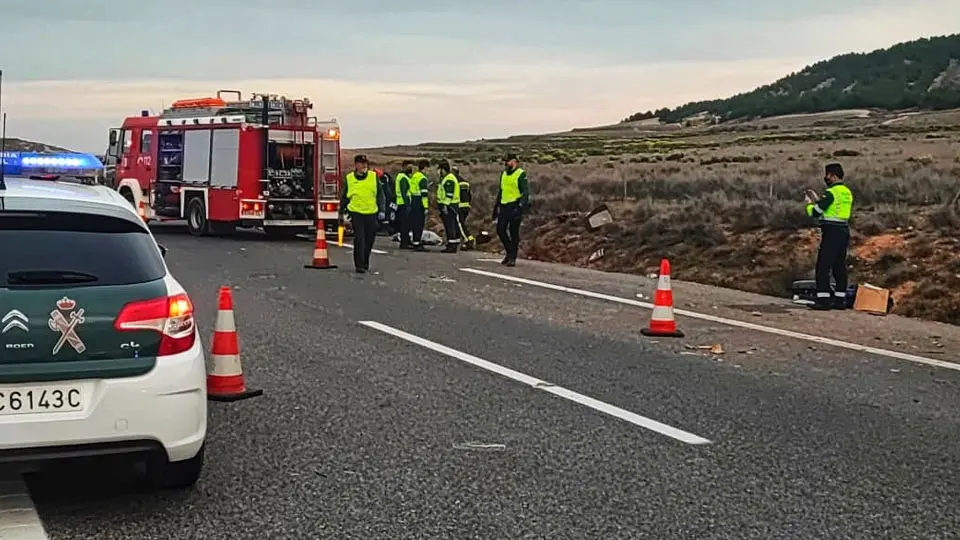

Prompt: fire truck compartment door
[
  {"left": 210, "top": 129, "right": 240, "bottom": 187},
  {"left": 182, "top": 130, "right": 212, "bottom": 184}
]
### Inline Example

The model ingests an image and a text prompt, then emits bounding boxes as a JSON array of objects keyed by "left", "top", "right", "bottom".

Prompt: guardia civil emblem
[{"left": 48, "top": 297, "right": 86, "bottom": 355}]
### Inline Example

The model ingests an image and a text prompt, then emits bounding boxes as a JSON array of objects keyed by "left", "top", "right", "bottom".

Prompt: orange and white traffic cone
[
  {"left": 304, "top": 226, "right": 337, "bottom": 270},
  {"left": 138, "top": 201, "right": 147, "bottom": 222},
  {"left": 207, "top": 286, "right": 263, "bottom": 402},
  {"left": 641, "top": 258, "right": 684, "bottom": 338}
]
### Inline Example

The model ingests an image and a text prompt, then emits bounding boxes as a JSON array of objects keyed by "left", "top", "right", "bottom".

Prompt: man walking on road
[
  {"left": 805, "top": 162, "right": 854, "bottom": 310},
  {"left": 395, "top": 160, "right": 414, "bottom": 249},
  {"left": 340, "top": 154, "right": 386, "bottom": 273},
  {"left": 436, "top": 160, "right": 461, "bottom": 253},
  {"left": 492, "top": 153, "right": 530, "bottom": 266},
  {"left": 409, "top": 159, "right": 430, "bottom": 251}
]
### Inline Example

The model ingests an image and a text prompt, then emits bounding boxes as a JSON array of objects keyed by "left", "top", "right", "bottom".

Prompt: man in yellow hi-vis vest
[
  {"left": 395, "top": 160, "right": 414, "bottom": 249},
  {"left": 339, "top": 154, "right": 386, "bottom": 273},
  {"left": 408, "top": 159, "right": 430, "bottom": 251},
  {"left": 454, "top": 166, "right": 474, "bottom": 248},
  {"left": 435, "top": 159, "right": 461, "bottom": 253},
  {"left": 492, "top": 153, "right": 530, "bottom": 266},
  {"left": 805, "top": 162, "right": 854, "bottom": 310}
]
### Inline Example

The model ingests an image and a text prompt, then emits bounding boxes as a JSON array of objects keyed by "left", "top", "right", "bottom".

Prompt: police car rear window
[{"left": 0, "top": 212, "right": 165, "bottom": 287}]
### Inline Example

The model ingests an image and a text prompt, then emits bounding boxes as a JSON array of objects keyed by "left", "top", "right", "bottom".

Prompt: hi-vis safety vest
[
  {"left": 436, "top": 173, "right": 460, "bottom": 205},
  {"left": 808, "top": 183, "right": 853, "bottom": 224},
  {"left": 395, "top": 172, "right": 410, "bottom": 206},
  {"left": 345, "top": 171, "right": 378, "bottom": 214},
  {"left": 500, "top": 167, "right": 525, "bottom": 204},
  {"left": 410, "top": 171, "right": 428, "bottom": 209},
  {"left": 458, "top": 181, "right": 471, "bottom": 208}
]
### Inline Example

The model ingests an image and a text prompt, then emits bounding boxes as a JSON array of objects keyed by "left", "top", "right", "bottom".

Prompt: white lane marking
[
  {"left": 359, "top": 320, "right": 712, "bottom": 445},
  {"left": 459, "top": 267, "right": 960, "bottom": 372},
  {"left": 336, "top": 242, "right": 388, "bottom": 255},
  {"left": 0, "top": 477, "right": 49, "bottom": 539}
]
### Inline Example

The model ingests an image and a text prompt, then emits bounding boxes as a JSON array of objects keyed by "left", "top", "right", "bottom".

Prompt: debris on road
[
  {"left": 429, "top": 274, "right": 457, "bottom": 283},
  {"left": 587, "top": 247, "right": 605, "bottom": 263},
  {"left": 691, "top": 344, "right": 725, "bottom": 354}
]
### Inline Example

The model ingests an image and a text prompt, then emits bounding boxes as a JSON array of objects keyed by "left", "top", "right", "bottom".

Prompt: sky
[{"left": 2, "top": 0, "right": 959, "bottom": 152}]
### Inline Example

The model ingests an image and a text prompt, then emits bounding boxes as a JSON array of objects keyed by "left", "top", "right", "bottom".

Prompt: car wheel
[
  {"left": 186, "top": 198, "right": 209, "bottom": 236},
  {"left": 146, "top": 444, "right": 204, "bottom": 490}
]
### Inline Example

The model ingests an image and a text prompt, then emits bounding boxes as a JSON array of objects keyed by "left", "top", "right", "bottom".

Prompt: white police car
[{"left": 0, "top": 151, "right": 207, "bottom": 489}]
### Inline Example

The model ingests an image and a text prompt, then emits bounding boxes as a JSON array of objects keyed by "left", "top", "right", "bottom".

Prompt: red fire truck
[{"left": 102, "top": 90, "right": 342, "bottom": 237}]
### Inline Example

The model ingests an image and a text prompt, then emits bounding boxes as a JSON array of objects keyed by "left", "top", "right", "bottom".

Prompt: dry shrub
[{"left": 359, "top": 127, "right": 960, "bottom": 324}]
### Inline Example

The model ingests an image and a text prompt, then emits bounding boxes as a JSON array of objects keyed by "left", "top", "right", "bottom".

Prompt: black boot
[
  {"left": 832, "top": 297, "right": 849, "bottom": 310},
  {"left": 442, "top": 244, "right": 458, "bottom": 253},
  {"left": 810, "top": 299, "right": 832, "bottom": 311}
]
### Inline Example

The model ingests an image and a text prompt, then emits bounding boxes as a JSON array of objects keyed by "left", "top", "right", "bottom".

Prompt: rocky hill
[
  {"left": 1, "top": 137, "right": 71, "bottom": 153},
  {"left": 624, "top": 34, "right": 960, "bottom": 125}
]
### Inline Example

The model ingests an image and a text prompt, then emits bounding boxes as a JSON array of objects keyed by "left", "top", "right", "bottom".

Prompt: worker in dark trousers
[
  {"left": 408, "top": 159, "right": 430, "bottom": 251},
  {"left": 805, "top": 162, "right": 854, "bottom": 310},
  {"left": 454, "top": 166, "right": 475, "bottom": 248},
  {"left": 492, "top": 153, "right": 530, "bottom": 266},
  {"left": 339, "top": 154, "right": 385, "bottom": 273},
  {"left": 435, "top": 160, "right": 461, "bottom": 253},
  {"left": 395, "top": 160, "right": 414, "bottom": 249}
]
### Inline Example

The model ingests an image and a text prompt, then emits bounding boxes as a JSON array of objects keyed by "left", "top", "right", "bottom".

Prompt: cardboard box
[{"left": 854, "top": 283, "right": 891, "bottom": 315}]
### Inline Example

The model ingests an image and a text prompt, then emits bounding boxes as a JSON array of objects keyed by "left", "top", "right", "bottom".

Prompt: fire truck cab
[{"left": 103, "top": 90, "right": 342, "bottom": 238}]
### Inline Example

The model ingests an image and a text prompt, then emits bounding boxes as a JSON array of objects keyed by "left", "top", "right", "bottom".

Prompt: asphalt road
[{"left": 14, "top": 225, "right": 960, "bottom": 539}]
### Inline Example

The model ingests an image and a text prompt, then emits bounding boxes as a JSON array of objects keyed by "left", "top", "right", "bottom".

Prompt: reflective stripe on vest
[
  {"left": 411, "top": 171, "right": 428, "bottom": 208},
  {"left": 822, "top": 183, "right": 853, "bottom": 223},
  {"left": 437, "top": 173, "right": 460, "bottom": 205},
  {"left": 345, "top": 171, "right": 378, "bottom": 214},
  {"left": 458, "top": 181, "right": 471, "bottom": 208},
  {"left": 500, "top": 167, "right": 524, "bottom": 204},
  {"left": 395, "top": 173, "right": 410, "bottom": 206}
]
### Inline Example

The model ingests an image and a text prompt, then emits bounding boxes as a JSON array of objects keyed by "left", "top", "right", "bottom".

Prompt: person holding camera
[{"left": 805, "top": 162, "right": 854, "bottom": 310}]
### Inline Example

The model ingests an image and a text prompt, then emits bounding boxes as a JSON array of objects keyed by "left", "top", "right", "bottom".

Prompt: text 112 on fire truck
[{"left": 102, "top": 89, "right": 343, "bottom": 238}]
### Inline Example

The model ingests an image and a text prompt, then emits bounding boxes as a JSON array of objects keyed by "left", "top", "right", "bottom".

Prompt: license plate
[{"left": 0, "top": 385, "right": 83, "bottom": 416}]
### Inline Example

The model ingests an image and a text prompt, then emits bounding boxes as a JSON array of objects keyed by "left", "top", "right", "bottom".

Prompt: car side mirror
[{"left": 157, "top": 244, "right": 167, "bottom": 257}]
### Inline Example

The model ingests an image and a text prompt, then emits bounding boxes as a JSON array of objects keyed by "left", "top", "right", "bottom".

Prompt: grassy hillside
[
  {"left": 624, "top": 34, "right": 960, "bottom": 125},
  {"left": 359, "top": 107, "right": 960, "bottom": 325},
  {"left": 1, "top": 137, "right": 71, "bottom": 153}
]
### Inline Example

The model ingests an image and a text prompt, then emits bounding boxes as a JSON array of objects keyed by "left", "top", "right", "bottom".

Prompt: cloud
[
  {"left": 5, "top": 56, "right": 812, "bottom": 150},
  {"left": 2, "top": 0, "right": 958, "bottom": 150}
]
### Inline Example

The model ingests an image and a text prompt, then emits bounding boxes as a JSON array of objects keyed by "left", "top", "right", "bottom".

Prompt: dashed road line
[
  {"left": 0, "top": 477, "right": 48, "bottom": 540},
  {"left": 359, "top": 320, "right": 712, "bottom": 445},
  {"left": 459, "top": 267, "right": 960, "bottom": 372}
]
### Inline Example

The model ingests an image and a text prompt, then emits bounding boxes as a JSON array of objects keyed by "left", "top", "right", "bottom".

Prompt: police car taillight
[{"left": 114, "top": 293, "right": 196, "bottom": 356}]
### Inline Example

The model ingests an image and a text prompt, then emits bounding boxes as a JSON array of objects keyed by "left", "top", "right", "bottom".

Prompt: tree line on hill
[{"left": 624, "top": 34, "right": 960, "bottom": 125}]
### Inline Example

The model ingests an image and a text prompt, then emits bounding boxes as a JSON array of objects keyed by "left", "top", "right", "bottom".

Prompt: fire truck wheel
[{"left": 185, "top": 198, "right": 209, "bottom": 236}]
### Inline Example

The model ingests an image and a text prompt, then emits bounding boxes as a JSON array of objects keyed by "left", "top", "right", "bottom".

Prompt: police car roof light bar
[{"left": 1, "top": 152, "right": 104, "bottom": 180}]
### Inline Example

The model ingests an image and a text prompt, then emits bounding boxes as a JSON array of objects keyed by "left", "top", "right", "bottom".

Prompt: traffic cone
[
  {"left": 137, "top": 201, "right": 147, "bottom": 222},
  {"left": 207, "top": 286, "right": 263, "bottom": 402},
  {"left": 641, "top": 258, "right": 684, "bottom": 338},
  {"left": 304, "top": 226, "right": 337, "bottom": 270}
]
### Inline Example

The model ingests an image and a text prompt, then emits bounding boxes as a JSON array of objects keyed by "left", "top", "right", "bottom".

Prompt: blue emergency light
[{"left": 0, "top": 151, "right": 103, "bottom": 177}]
